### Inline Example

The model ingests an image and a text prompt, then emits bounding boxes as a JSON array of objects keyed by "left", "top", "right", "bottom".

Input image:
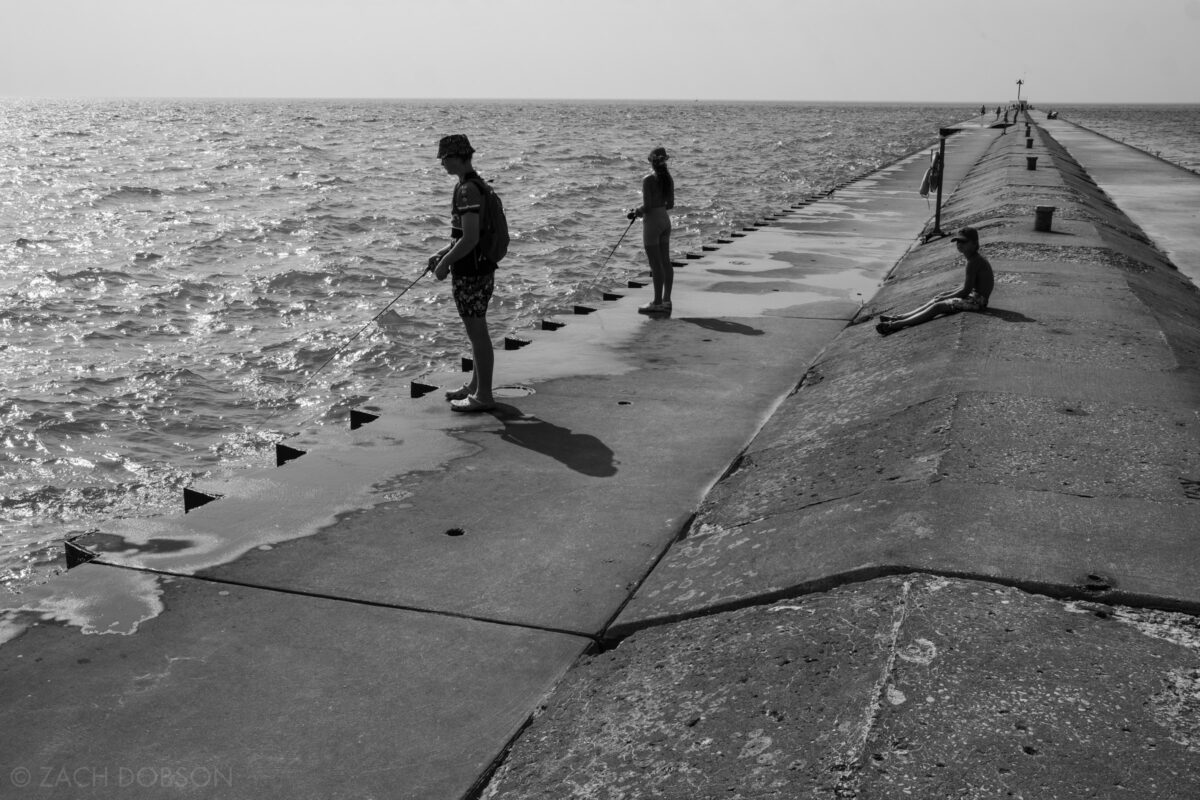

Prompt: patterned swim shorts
[
  {"left": 947, "top": 291, "right": 987, "bottom": 313},
  {"left": 452, "top": 271, "right": 494, "bottom": 318}
]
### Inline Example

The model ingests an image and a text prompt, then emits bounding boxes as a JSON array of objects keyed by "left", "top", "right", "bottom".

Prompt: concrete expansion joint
[
  {"left": 602, "top": 561, "right": 1200, "bottom": 650},
  {"left": 595, "top": 511, "right": 703, "bottom": 650}
]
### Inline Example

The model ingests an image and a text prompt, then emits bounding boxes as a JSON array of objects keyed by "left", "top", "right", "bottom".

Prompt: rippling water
[{"left": 3, "top": 99, "right": 1194, "bottom": 593}]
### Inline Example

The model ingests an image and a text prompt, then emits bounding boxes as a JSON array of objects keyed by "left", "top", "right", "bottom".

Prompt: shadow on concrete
[
  {"left": 489, "top": 404, "right": 618, "bottom": 477},
  {"left": 679, "top": 317, "right": 765, "bottom": 336},
  {"left": 984, "top": 307, "right": 1038, "bottom": 323},
  {"left": 70, "top": 531, "right": 195, "bottom": 557}
]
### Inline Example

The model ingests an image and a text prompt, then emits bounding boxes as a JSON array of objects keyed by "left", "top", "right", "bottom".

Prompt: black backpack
[{"left": 467, "top": 176, "right": 510, "bottom": 264}]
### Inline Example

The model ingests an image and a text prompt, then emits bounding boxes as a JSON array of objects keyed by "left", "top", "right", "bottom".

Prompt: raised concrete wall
[
  {"left": 610, "top": 115, "right": 1200, "bottom": 634},
  {"left": 483, "top": 116, "right": 1200, "bottom": 798}
]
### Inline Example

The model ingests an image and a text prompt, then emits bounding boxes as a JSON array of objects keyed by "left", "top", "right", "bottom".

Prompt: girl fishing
[{"left": 628, "top": 146, "right": 675, "bottom": 314}]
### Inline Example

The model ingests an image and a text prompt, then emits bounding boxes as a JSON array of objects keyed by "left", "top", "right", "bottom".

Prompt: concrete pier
[{"left": 4, "top": 113, "right": 1199, "bottom": 799}]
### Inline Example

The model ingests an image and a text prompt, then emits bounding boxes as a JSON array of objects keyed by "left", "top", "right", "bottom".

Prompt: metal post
[{"left": 927, "top": 128, "right": 951, "bottom": 241}]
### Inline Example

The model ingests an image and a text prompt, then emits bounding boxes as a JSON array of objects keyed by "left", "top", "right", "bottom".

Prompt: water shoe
[{"left": 451, "top": 395, "right": 496, "bottom": 413}]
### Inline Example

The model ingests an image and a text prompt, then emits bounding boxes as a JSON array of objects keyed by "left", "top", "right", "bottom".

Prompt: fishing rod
[
  {"left": 265, "top": 267, "right": 428, "bottom": 422},
  {"left": 271, "top": 217, "right": 632, "bottom": 425},
  {"left": 584, "top": 215, "right": 638, "bottom": 288}
]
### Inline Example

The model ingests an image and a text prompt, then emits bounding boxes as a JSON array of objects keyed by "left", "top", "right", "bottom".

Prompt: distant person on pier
[
  {"left": 876, "top": 227, "right": 993, "bottom": 335},
  {"left": 428, "top": 133, "right": 497, "bottom": 412},
  {"left": 628, "top": 146, "right": 675, "bottom": 314}
]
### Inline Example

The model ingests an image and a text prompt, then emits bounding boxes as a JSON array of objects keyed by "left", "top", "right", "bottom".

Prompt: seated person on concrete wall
[{"left": 876, "top": 226, "right": 994, "bottom": 336}]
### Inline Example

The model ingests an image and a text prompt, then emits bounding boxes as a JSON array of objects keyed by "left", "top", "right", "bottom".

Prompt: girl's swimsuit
[
  {"left": 641, "top": 173, "right": 672, "bottom": 246},
  {"left": 642, "top": 206, "right": 671, "bottom": 246}
]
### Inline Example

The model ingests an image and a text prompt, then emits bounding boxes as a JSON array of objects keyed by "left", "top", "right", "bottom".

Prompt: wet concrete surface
[
  {"left": 189, "top": 314, "right": 847, "bottom": 635},
  {"left": 2, "top": 562, "right": 588, "bottom": 800}
]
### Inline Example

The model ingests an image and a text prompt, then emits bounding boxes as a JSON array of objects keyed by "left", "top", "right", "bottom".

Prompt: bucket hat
[{"left": 437, "top": 134, "right": 475, "bottom": 159}]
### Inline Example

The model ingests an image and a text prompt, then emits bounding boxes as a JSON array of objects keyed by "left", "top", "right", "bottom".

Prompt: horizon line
[{"left": 2, "top": 95, "right": 1198, "bottom": 106}]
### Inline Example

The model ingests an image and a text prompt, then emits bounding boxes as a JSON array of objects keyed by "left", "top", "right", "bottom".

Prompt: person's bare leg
[
  {"left": 881, "top": 296, "right": 940, "bottom": 322},
  {"left": 461, "top": 315, "right": 494, "bottom": 403},
  {"left": 877, "top": 300, "right": 955, "bottom": 334},
  {"left": 644, "top": 242, "right": 665, "bottom": 305},
  {"left": 657, "top": 233, "right": 673, "bottom": 305}
]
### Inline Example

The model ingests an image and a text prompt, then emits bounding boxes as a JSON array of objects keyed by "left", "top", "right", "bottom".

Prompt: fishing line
[
  {"left": 266, "top": 218, "right": 632, "bottom": 430},
  {"left": 584, "top": 215, "right": 637, "bottom": 290},
  {"left": 264, "top": 267, "right": 428, "bottom": 425}
]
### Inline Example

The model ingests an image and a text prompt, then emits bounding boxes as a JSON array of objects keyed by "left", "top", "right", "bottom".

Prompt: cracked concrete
[{"left": 484, "top": 576, "right": 1200, "bottom": 799}]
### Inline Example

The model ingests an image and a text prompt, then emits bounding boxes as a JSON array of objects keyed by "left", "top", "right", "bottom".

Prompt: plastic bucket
[
  {"left": 1034, "top": 206, "right": 1056, "bottom": 232},
  {"left": 1026, "top": 156, "right": 1038, "bottom": 170}
]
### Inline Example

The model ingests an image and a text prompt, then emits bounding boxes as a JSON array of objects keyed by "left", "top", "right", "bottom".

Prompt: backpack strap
[
  {"left": 465, "top": 175, "right": 494, "bottom": 234},
  {"left": 466, "top": 174, "right": 493, "bottom": 200},
  {"left": 459, "top": 175, "right": 496, "bottom": 272}
]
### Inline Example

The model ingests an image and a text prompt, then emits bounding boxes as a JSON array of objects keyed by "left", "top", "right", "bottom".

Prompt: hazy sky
[{"left": 4, "top": 0, "right": 1198, "bottom": 103}]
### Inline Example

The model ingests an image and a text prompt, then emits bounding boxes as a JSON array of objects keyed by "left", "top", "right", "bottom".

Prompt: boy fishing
[{"left": 428, "top": 134, "right": 498, "bottom": 412}]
